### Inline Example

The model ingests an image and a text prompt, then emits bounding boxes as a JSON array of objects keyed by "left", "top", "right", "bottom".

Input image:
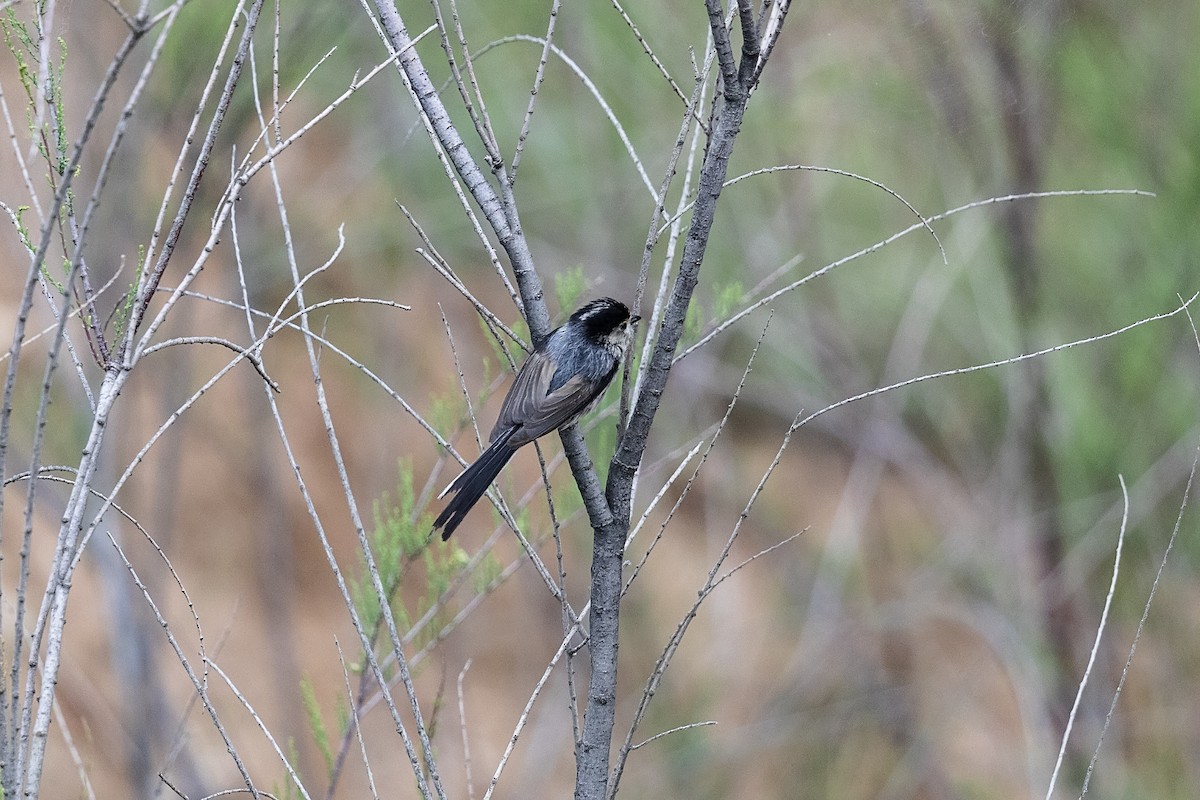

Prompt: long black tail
[{"left": 433, "top": 428, "right": 517, "bottom": 540}]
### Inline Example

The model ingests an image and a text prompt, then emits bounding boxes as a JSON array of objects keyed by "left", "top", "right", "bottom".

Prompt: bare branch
[
  {"left": 752, "top": 0, "right": 791, "bottom": 84},
  {"left": 677, "top": 188, "right": 1156, "bottom": 362},
  {"left": 609, "top": 405, "right": 808, "bottom": 797},
  {"left": 401, "top": 204, "right": 528, "bottom": 351},
  {"left": 367, "top": 0, "right": 550, "bottom": 338},
  {"left": 1045, "top": 476, "right": 1128, "bottom": 800},
  {"left": 429, "top": 0, "right": 502, "bottom": 167},
  {"left": 125, "top": 0, "right": 267, "bottom": 355},
  {"left": 477, "top": 35, "right": 660, "bottom": 205},
  {"left": 625, "top": 311, "right": 773, "bottom": 594},
  {"left": 256, "top": 104, "right": 445, "bottom": 796},
  {"left": 625, "top": 64, "right": 713, "bottom": 434},
  {"left": 1076, "top": 301, "right": 1200, "bottom": 798},
  {"left": 607, "top": 0, "right": 688, "bottom": 104},
  {"left": 660, "top": 162, "right": 947, "bottom": 264},
  {"left": 795, "top": 292, "right": 1198, "bottom": 436},
  {"left": 482, "top": 629, "right": 577, "bottom": 800},
  {"left": 140, "top": 336, "right": 280, "bottom": 391},
  {"left": 1079, "top": 450, "right": 1196, "bottom": 799},
  {"left": 509, "top": 0, "right": 563, "bottom": 182},
  {"left": 704, "top": 0, "right": 739, "bottom": 95},
  {"left": 206, "top": 661, "right": 312, "bottom": 800},
  {"left": 457, "top": 660, "right": 476, "bottom": 800},
  {"left": 733, "top": 0, "right": 759, "bottom": 90},
  {"left": 630, "top": 720, "right": 717, "bottom": 751}
]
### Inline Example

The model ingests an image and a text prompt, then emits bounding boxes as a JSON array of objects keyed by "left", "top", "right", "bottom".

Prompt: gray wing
[{"left": 491, "top": 350, "right": 611, "bottom": 447}]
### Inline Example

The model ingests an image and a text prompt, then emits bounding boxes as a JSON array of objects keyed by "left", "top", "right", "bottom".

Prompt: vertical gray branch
[
  {"left": 576, "top": 3, "right": 774, "bottom": 798},
  {"left": 368, "top": 2, "right": 783, "bottom": 797}
]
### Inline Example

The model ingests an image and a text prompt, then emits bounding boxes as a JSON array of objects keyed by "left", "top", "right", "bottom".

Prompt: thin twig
[
  {"left": 104, "top": 527, "right": 258, "bottom": 795},
  {"left": 482, "top": 632, "right": 576, "bottom": 800},
  {"left": 509, "top": 0, "right": 563, "bottom": 182},
  {"left": 50, "top": 690, "right": 96, "bottom": 800},
  {"left": 624, "top": 439, "right": 704, "bottom": 551},
  {"left": 630, "top": 720, "right": 717, "bottom": 751},
  {"left": 429, "top": 0, "right": 498, "bottom": 166},
  {"left": 265, "top": 113, "right": 446, "bottom": 796},
  {"left": 476, "top": 35, "right": 660, "bottom": 208},
  {"left": 625, "top": 311, "right": 773, "bottom": 594},
  {"left": 365, "top": 0, "right": 547, "bottom": 334},
  {"left": 206, "top": 661, "right": 312, "bottom": 800},
  {"left": 447, "top": 0, "right": 503, "bottom": 165},
  {"left": 624, "top": 62, "right": 713, "bottom": 439},
  {"left": 126, "top": 0, "right": 264, "bottom": 354},
  {"left": 677, "top": 188, "right": 1156, "bottom": 362},
  {"left": 794, "top": 292, "right": 1198, "bottom": 435},
  {"left": 335, "top": 639, "right": 382, "bottom": 800},
  {"left": 751, "top": 0, "right": 791, "bottom": 85},
  {"left": 1045, "top": 476, "right": 1127, "bottom": 800},
  {"left": 1078, "top": 450, "right": 1196, "bottom": 799},
  {"left": 609, "top": 404, "right": 807, "bottom": 797},
  {"left": 440, "top": 305, "right": 486, "bottom": 449},
  {"left": 402, "top": 208, "right": 527, "bottom": 350},
  {"left": 457, "top": 659, "right": 476, "bottom": 800},
  {"left": 712, "top": 529, "right": 806, "bottom": 590},
  {"left": 659, "top": 163, "right": 947, "bottom": 264},
  {"left": 607, "top": 0, "right": 688, "bottom": 105},
  {"left": 1076, "top": 299, "right": 1200, "bottom": 797},
  {"left": 140, "top": 336, "right": 280, "bottom": 391}
]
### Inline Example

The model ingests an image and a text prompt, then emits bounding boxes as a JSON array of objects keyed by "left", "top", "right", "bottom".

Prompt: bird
[{"left": 433, "top": 297, "right": 637, "bottom": 540}]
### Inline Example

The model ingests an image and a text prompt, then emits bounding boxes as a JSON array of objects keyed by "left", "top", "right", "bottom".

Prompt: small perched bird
[{"left": 433, "top": 297, "right": 637, "bottom": 540}]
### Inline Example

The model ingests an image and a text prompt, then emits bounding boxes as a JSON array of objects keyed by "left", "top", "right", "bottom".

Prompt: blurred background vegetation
[{"left": 2, "top": 0, "right": 1198, "bottom": 797}]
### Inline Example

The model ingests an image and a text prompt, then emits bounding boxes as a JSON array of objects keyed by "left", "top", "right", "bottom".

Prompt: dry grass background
[{"left": 2, "top": 0, "right": 1199, "bottom": 798}]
